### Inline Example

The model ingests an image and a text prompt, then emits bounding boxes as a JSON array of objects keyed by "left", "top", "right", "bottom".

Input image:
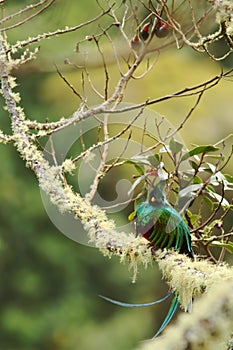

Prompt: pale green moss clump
[
  {"left": 210, "top": 0, "right": 233, "bottom": 33},
  {"left": 156, "top": 251, "right": 232, "bottom": 312},
  {"left": 137, "top": 279, "right": 233, "bottom": 350},
  {"left": 94, "top": 232, "right": 153, "bottom": 283}
]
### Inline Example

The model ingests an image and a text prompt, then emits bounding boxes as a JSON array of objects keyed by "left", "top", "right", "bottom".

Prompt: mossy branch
[
  {"left": 136, "top": 278, "right": 233, "bottom": 350},
  {"left": 155, "top": 251, "right": 232, "bottom": 312}
]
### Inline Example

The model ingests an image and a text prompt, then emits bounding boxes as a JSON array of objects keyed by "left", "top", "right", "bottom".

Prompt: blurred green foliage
[{"left": 0, "top": 1, "right": 232, "bottom": 349}]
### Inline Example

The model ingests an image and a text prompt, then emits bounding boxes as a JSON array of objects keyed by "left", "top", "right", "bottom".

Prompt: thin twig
[
  {"left": 0, "top": 0, "right": 56, "bottom": 32},
  {"left": 0, "top": 0, "right": 49, "bottom": 25},
  {"left": 8, "top": 6, "right": 113, "bottom": 53},
  {"left": 85, "top": 113, "right": 110, "bottom": 201},
  {"left": 72, "top": 107, "right": 145, "bottom": 163},
  {"left": 25, "top": 69, "right": 232, "bottom": 135},
  {"left": 54, "top": 63, "right": 84, "bottom": 101}
]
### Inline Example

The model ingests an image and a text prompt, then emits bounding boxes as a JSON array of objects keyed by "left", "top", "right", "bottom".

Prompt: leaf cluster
[{"left": 127, "top": 135, "right": 233, "bottom": 263}]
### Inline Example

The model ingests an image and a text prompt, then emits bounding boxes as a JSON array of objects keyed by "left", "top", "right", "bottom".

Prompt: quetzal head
[{"left": 149, "top": 180, "right": 168, "bottom": 206}]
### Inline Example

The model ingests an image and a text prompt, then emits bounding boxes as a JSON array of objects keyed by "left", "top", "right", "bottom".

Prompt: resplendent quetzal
[
  {"left": 133, "top": 179, "right": 194, "bottom": 337},
  {"left": 135, "top": 180, "right": 193, "bottom": 258},
  {"left": 100, "top": 180, "right": 194, "bottom": 338}
]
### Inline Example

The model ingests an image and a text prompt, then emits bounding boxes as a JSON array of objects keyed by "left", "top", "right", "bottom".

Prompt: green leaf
[
  {"left": 206, "top": 184, "right": 215, "bottom": 192},
  {"left": 186, "top": 210, "right": 200, "bottom": 227},
  {"left": 203, "top": 219, "right": 222, "bottom": 235},
  {"left": 210, "top": 241, "right": 233, "bottom": 254},
  {"left": 169, "top": 137, "right": 183, "bottom": 155},
  {"left": 133, "top": 164, "right": 145, "bottom": 176},
  {"left": 179, "top": 184, "right": 203, "bottom": 198},
  {"left": 147, "top": 154, "right": 160, "bottom": 167},
  {"left": 189, "top": 160, "right": 199, "bottom": 171},
  {"left": 127, "top": 156, "right": 152, "bottom": 166},
  {"left": 206, "top": 162, "right": 216, "bottom": 173},
  {"left": 207, "top": 190, "right": 229, "bottom": 207},
  {"left": 224, "top": 174, "right": 233, "bottom": 183},
  {"left": 124, "top": 160, "right": 145, "bottom": 175},
  {"left": 128, "top": 173, "right": 147, "bottom": 195},
  {"left": 209, "top": 172, "right": 233, "bottom": 190},
  {"left": 181, "top": 145, "right": 219, "bottom": 161},
  {"left": 202, "top": 168, "right": 213, "bottom": 174},
  {"left": 204, "top": 196, "right": 214, "bottom": 211},
  {"left": 193, "top": 175, "right": 202, "bottom": 184}
]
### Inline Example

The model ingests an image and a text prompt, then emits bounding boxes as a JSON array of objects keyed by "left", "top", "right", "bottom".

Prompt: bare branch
[
  {"left": 8, "top": 5, "right": 113, "bottom": 53},
  {"left": 0, "top": 0, "right": 56, "bottom": 32}
]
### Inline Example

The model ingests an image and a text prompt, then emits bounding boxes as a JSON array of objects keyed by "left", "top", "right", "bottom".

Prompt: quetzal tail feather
[
  {"left": 99, "top": 291, "right": 173, "bottom": 308},
  {"left": 152, "top": 294, "right": 179, "bottom": 338},
  {"left": 100, "top": 292, "right": 179, "bottom": 338}
]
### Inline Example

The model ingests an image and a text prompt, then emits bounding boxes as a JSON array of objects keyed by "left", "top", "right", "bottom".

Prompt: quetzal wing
[
  {"left": 164, "top": 207, "right": 193, "bottom": 256},
  {"left": 147, "top": 208, "right": 184, "bottom": 250},
  {"left": 136, "top": 206, "right": 192, "bottom": 257}
]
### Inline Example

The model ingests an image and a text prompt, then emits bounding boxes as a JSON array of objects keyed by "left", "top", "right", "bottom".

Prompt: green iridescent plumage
[{"left": 135, "top": 181, "right": 193, "bottom": 258}]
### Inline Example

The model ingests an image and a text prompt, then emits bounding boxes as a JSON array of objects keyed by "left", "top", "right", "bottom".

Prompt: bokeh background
[{"left": 0, "top": 1, "right": 232, "bottom": 349}]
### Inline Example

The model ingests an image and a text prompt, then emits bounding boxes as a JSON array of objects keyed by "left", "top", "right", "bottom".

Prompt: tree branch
[{"left": 136, "top": 278, "right": 233, "bottom": 350}]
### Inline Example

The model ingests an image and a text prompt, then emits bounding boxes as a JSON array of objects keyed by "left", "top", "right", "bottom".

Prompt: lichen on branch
[{"left": 136, "top": 278, "right": 233, "bottom": 350}]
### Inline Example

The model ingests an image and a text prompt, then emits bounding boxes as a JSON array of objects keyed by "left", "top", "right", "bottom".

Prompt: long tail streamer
[
  {"left": 100, "top": 291, "right": 179, "bottom": 338},
  {"left": 99, "top": 291, "right": 173, "bottom": 308},
  {"left": 152, "top": 294, "right": 179, "bottom": 338}
]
